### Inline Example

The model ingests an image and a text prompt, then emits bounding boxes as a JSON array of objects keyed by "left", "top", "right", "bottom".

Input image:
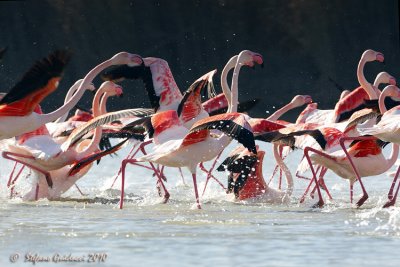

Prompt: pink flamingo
[
  {"left": 0, "top": 52, "right": 140, "bottom": 141},
  {"left": 19, "top": 81, "right": 124, "bottom": 200},
  {"left": 2, "top": 81, "right": 124, "bottom": 193},
  {"left": 1, "top": 51, "right": 144, "bottom": 186},
  {"left": 265, "top": 123, "right": 398, "bottom": 207},
  {"left": 357, "top": 85, "right": 400, "bottom": 207},
  {"left": 119, "top": 50, "right": 262, "bottom": 209}
]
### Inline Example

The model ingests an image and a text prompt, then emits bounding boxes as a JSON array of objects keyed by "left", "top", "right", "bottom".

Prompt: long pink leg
[
  {"left": 310, "top": 167, "right": 332, "bottom": 200},
  {"left": 110, "top": 140, "right": 152, "bottom": 188},
  {"left": 301, "top": 165, "right": 323, "bottom": 201},
  {"left": 119, "top": 158, "right": 170, "bottom": 209},
  {"left": 7, "top": 162, "right": 20, "bottom": 186},
  {"left": 339, "top": 136, "right": 371, "bottom": 207},
  {"left": 388, "top": 165, "right": 400, "bottom": 199},
  {"left": 178, "top": 168, "right": 187, "bottom": 185},
  {"left": 192, "top": 173, "right": 201, "bottom": 209},
  {"left": 9, "top": 165, "right": 26, "bottom": 198},
  {"left": 74, "top": 184, "right": 86, "bottom": 196},
  {"left": 2, "top": 152, "right": 53, "bottom": 188},
  {"left": 383, "top": 165, "right": 400, "bottom": 208},
  {"left": 299, "top": 147, "right": 332, "bottom": 207},
  {"left": 268, "top": 164, "right": 280, "bottom": 185},
  {"left": 200, "top": 157, "right": 226, "bottom": 197}
]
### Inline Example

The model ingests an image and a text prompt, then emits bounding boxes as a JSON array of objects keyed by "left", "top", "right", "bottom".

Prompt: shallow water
[{"left": 1, "top": 142, "right": 400, "bottom": 267}]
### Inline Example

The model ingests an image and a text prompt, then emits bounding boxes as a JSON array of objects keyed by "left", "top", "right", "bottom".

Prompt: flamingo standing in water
[
  {"left": 5, "top": 79, "right": 96, "bottom": 191},
  {"left": 1, "top": 52, "right": 144, "bottom": 185},
  {"left": 293, "top": 50, "right": 391, "bottom": 194},
  {"left": 258, "top": 110, "right": 398, "bottom": 207},
  {"left": 118, "top": 50, "right": 262, "bottom": 209},
  {"left": 356, "top": 85, "right": 400, "bottom": 207},
  {"left": 2, "top": 81, "right": 124, "bottom": 191},
  {"left": 100, "top": 51, "right": 262, "bottom": 195},
  {"left": 19, "top": 81, "right": 124, "bottom": 201}
]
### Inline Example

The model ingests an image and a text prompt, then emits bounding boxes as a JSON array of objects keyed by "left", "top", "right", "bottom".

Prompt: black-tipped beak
[
  {"left": 261, "top": 62, "right": 264, "bottom": 68},
  {"left": 382, "top": 61, "right": 386, "bottom": 66},
  {"left": 119, "top": 93, "right": 124, "bottom": 98},
  {"left": 96, "top": 159, "right": 101, "bottom": 165}
]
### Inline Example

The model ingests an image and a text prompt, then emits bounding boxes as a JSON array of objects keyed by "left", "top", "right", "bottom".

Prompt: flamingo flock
[{"left": 1, "top": 47, "right": 399, "bottom": 211}]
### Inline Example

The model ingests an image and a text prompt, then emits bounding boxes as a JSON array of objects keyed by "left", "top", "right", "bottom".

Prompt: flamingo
[
  {"left": 100, "top": 51, "right": 262, "bottom": 194},
  {"left": 19, "top": 81, "right": 124, "bottom": 200},
  {"left": 258, "top": 116, "right": 398, "bottom": 207},
  {"left": 0, "top": 51, "right": 141, "bottom": 140},
  {"left": 1, "top": 51, "right": 145, "bottom": 184},
  {"left": 356, "top": 85, "right": 400, "bottom": 207},
  {"left": 293, "top": 50, "right": 391, "bottom": 190},
  {"left": 118, "top": 50, "right": 262, "bottom": 209},
  {"left": 2, "top": 81, "right": 125, "bottom": 190}
]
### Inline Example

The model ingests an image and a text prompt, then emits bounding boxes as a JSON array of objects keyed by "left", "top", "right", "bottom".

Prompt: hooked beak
[{"left": 376, "top": 53, "right": 385, "bottom": 64}]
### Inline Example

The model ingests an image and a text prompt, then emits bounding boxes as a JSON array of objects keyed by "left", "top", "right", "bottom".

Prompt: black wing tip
[
  {"left": 45, "top": 49, "right": 73, "bottom": 75},
  {"left": 100, "top": 64, "right": 144, "bottom": 81}
]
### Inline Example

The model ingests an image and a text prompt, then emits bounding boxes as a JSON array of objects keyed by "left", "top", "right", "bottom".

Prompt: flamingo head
[
  {"left": 290, "top": 95, "right": 313, "bottom": 107},
  {"left": 99, "top": 81, "right": 124, "bottom": 98},
  {"left": 238, "top": 50, "right": 264, "bottom": 68},
  {"left": 110, "top": 52, "right": 143, "bottom": 67},
  {"left": 382, "top": 85, "right": 400, "bottom": 99},
  {"left": 375, "top": 72, "right": 397, "bottom": 87},
  {"left": 362, "top": 49, "right": 384, "bottom": 63}
]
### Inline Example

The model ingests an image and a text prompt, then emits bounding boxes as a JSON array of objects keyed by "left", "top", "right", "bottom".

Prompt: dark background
[{"left": 0, "top": 0, "right": 399, "bottom": 121}]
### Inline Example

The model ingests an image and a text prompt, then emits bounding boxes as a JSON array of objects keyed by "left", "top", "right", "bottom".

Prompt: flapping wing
[
  {"left": 62, "top": 108, "right": 153, "bottom": 150},
  {"left": 177, "top": 69, "right": 216, "bottom": 123},
  {"left": 0, "top": 49, "right": 71, "bottom": 105},
  {"left": 188, "top": 113, "right": 256, "bottom": 154}
]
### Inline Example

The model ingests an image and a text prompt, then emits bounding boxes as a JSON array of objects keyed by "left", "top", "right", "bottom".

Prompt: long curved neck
[
  {"left": 378, "top": 88, "right": 391, "bottom": 113},
  {"left": 385, "top": 143, "right": 400, "bottom": 173},
  {"left": 229, "top": 56, "right": 243, "bottom": 113},
  {"left": 267, "top": 102, "right": 295, "bottom": 122},
  {"left": 221, "top": 55, "right": 238, "bottom": 102},
  {"left": 98, "top": 93, "right": 109, "bottom": 116},
  {"left": 78, "top": 91, "right": 112, "bottom": 159},
  {"left": 55, "top": 81, "right": 82, "bottom": 123},
  {"left": 273, "top": 144, "right": 293, "bottom": 196},
  {"left": 40, "top": 59, "right": 113, "bottom": 123},
  {"left": 357, "top": 55, "right": 378, "bottom": 100}
]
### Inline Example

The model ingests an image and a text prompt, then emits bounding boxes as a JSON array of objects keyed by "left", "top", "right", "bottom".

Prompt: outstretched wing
[
  {"left": 256, "top": 128, "right": 327, "bottom": 150},
  {"left": 0, "top": 49, "right": 71, "bottom": 105},
  {"left": 62, "top": 108, "right": 153, "bottom": 150},
  {"left": 188, "top": 113, "right": 256, "bottom": 154},
  {"left": 177, "top": 69, "right": 216, "bottom": 123}
]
